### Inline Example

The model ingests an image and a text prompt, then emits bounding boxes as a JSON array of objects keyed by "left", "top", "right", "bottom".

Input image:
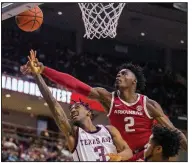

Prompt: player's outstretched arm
[
  {"left": 106, "top": 125, "right": 133, "bottom": 161},
  {"left": 27, "top": 54, "right": 76, "bottom": 151},
  {"left": 20, "top": 50, "right": 112, "bottom": 113},
  {"left": 146, "top": 98, "right": 187, "bottom": 151}
]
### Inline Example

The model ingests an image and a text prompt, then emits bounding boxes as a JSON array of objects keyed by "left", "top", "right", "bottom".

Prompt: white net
[{"left": 78, "top": 3, "right": 126, "bottom": 39}]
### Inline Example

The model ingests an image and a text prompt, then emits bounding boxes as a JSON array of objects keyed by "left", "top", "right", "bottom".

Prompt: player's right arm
[
  {"left": 20, "top": 50, "right": 112, "bottom": 113},
  {"left": 106, "top": 125, "right": 133, "bottom": 161},
  {"left": 27, "top": 53, "right": 76, "bottom": 152}
]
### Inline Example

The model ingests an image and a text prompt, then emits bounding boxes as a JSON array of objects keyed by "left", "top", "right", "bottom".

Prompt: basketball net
[{"left": 78, "top": 3, "right": 126, "bottom": 39}]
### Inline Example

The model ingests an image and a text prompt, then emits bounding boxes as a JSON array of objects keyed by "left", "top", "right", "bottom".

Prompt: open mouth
[{"left": 71, "top": 112, "right": 79, "bottom": 120}]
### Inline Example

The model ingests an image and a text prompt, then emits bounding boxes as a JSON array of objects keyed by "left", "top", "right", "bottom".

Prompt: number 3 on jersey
[
  {"left": 94, "top": 146, "right": 106, "bottom": 161},
  {"left": 124, "top": 117, "right": 135, "bottom": 132}
]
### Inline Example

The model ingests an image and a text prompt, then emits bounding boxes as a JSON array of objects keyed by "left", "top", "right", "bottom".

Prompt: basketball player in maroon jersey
[{"left": 21, "top": 50, "right": 187, "bottom": 160}]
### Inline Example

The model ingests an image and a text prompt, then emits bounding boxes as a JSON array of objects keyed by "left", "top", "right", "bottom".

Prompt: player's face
[
  {"left": 115, "top": 69, "right": 136, "bottom": 89},
  {"left": 144, "top": 135, "right": 163, "bottom": 161},
  {"left": 144, "top": 135, "right": 154, "bottom": 161},
  {"left": 70, "top": 103, "right": 90, "bottom": 124}
]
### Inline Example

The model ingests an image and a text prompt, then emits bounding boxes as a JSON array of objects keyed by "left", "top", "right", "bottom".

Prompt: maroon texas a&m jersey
[{"left": 107, "top": 91, "right": 153, "bottom": 151}]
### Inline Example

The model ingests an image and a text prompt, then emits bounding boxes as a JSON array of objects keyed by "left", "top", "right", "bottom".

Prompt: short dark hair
[
  {"left": 152, "top": 125, "right": 181, "bottom": 159},
  {"left": 70, "top": 99, "right": 94, "bottom": 119},
  {"left": 117, "top": 63, "right": 146, "bottom": 91}
]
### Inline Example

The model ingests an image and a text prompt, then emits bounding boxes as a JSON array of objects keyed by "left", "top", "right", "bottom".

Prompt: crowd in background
[{"left": 2, "top": 123, "right": 73, "bottom": 162}]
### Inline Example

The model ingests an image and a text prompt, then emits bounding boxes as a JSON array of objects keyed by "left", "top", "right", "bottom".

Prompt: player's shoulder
[
  {"left": 140, "top": 94, "right": 159, "bottom": 107},
  {"left": 105, "top": 125, "right": 115, "bottom": 129},
  {"left": 72, "top": 126, "right": 79, "bottom": 136},
  {"left": 137, "top": 92, "right": 147, "bottom": 98},
  {"left": 145, "top": 97, "right": 164, "bottom": 118},
  {"left": 97, "top": 124, "right": 113, "bottom": 130},
  {"left": 146, "top": 97, "right": 160, "bottom": 107},
  {"left": 105, "top": 125, "right": 119, "bottom": 134}
]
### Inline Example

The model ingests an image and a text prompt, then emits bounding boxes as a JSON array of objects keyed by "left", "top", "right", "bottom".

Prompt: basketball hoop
[{"left": 78, "top": 3, "right": 126, "bottom": 39}]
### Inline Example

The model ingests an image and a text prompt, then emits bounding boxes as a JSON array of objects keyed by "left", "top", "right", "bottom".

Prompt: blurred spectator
[{"left": 3, "top": 137, "right": 18, "bottom": 150}]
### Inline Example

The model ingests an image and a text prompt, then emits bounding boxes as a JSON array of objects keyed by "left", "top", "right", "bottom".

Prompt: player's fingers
[
  {"left": 34, "top": 58, "right": 39, "bottom": 67},
  {"left": 28, "top": 56, "right": 32, "bottom": 62},
  {"left": 21, "top": 64, "right": 28, "bottom": 71},
  {"left": 27, "top": 67, "right": 32, "bottom": 72},
  {"left": 106, "top": 153, "right": 114, "bottom": 156},
  {"left": 105, "top": 154, "right": 110, "bottom": 157},
  {"left": 35, "top": 58, "right": 39, "bottom": 64},
  {"left": 30, "top": 49, "right": 33, "bottom": 55},
  {"left": 23, "top": 68, "right": 30, "bottom": 75},
  {"left": 20, "top": 66, "right": 24, "bottom": 73},
  {"left": 34, "top": 50, "right": 37, "bottom": 58},
  {"left": 30, "top": 50, "right": 33, "bottom": 60},
  {"left": 30, "top": 49, "right": 35, "bottom": 61},
  {"left": 105, "top": 153, "right": 113, "bottom": 157},
  {"left": 25, "top": 63, "right": 29, "bottom": 68},
  {"left": 26, "top": 69, "right": 32, "bottom": 74},
  {"left": 21, "top": 68, "right": 27, "bottom": 74},
  {"left": 31, "top": 49, "right": 35, "bottom": 60},
  {"left": 20, "top": 65, "right": 24, "bottom": 70},
  {"left": 31, "top": 50, "right": 35, "bottom": 60},
  {"left": 23, "top": 70, "right": 30, "bottom": 75},
  {"left": 33, "top": 51, "right": 36, "bottom": 61},
  {"left": 26, "top": 61, "right": 30, "bottom": 66}
]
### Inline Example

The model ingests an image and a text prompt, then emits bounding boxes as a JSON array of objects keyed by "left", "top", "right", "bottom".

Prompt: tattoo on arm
[{"left": 34, "top": 74, "right": 73, "bottom": 137}]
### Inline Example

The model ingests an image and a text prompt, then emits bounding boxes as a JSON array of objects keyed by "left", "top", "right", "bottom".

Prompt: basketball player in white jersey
[{"left": 26, "top": 55, "right": 133, "bottom": 161}]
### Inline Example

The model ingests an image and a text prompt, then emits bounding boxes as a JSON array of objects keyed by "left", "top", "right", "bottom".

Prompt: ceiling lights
[
  {"left": 27, "top": 107, "right": 32, "bottom": 110},
  {"left": 180, "top": 40, "right": 184, "bottom": 44},
  {"left": 5, "top": 94, "right": 11, "bottom": 98},
  {"left": 141, "top": 32, "right": 145, "bottom": 36},
  {"left": 58, "top": 11, "right": 62, "bottom": 15}
]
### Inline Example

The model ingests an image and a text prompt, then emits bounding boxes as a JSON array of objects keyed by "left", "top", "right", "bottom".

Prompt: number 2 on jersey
[{"left": 124, "top": 117, "right": 135, "bottom": 132}]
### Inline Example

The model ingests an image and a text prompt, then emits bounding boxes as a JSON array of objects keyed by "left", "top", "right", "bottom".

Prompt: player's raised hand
[
  {"left": 106, "top": 153, "right": 122, "bottom": 161},
  {"left": 27, "top": 50, "right": 44, "bottom": 74},
  {"left": 29, "top": 49, "right": 44, "bottom": 72},
  {"left": 20, "top": 49, "right": 44, "bottom": 75},
  {"left": 29, "top": 49, "right": 38, "bottom": 62},
  {"left": 27, "top": 55, "right": 40, "bottom": 75},
  {"left": 20, "top": 61, "right": 32, "bottom": 75}
]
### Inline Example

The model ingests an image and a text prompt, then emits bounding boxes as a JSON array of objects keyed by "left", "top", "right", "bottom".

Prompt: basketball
[{"left": 15, "top": 6, "right": 43, "bottom": 32}]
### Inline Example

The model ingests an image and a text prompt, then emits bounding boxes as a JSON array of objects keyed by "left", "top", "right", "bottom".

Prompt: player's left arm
[
  {"left": 146, "top": 98, "right": 187, "bottom": 151},
  {"left": 106, "top": 125, "right": 133, "bottom": 161}
]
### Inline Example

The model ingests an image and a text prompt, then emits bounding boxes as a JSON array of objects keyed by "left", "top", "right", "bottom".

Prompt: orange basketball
[{"left": 15, "top": 6, "right": 43, "bottom": 32}]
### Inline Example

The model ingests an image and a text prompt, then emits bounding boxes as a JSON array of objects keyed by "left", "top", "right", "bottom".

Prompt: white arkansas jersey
[{"left": 72, "top": 125, "right": 117, "bottom": 161}]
